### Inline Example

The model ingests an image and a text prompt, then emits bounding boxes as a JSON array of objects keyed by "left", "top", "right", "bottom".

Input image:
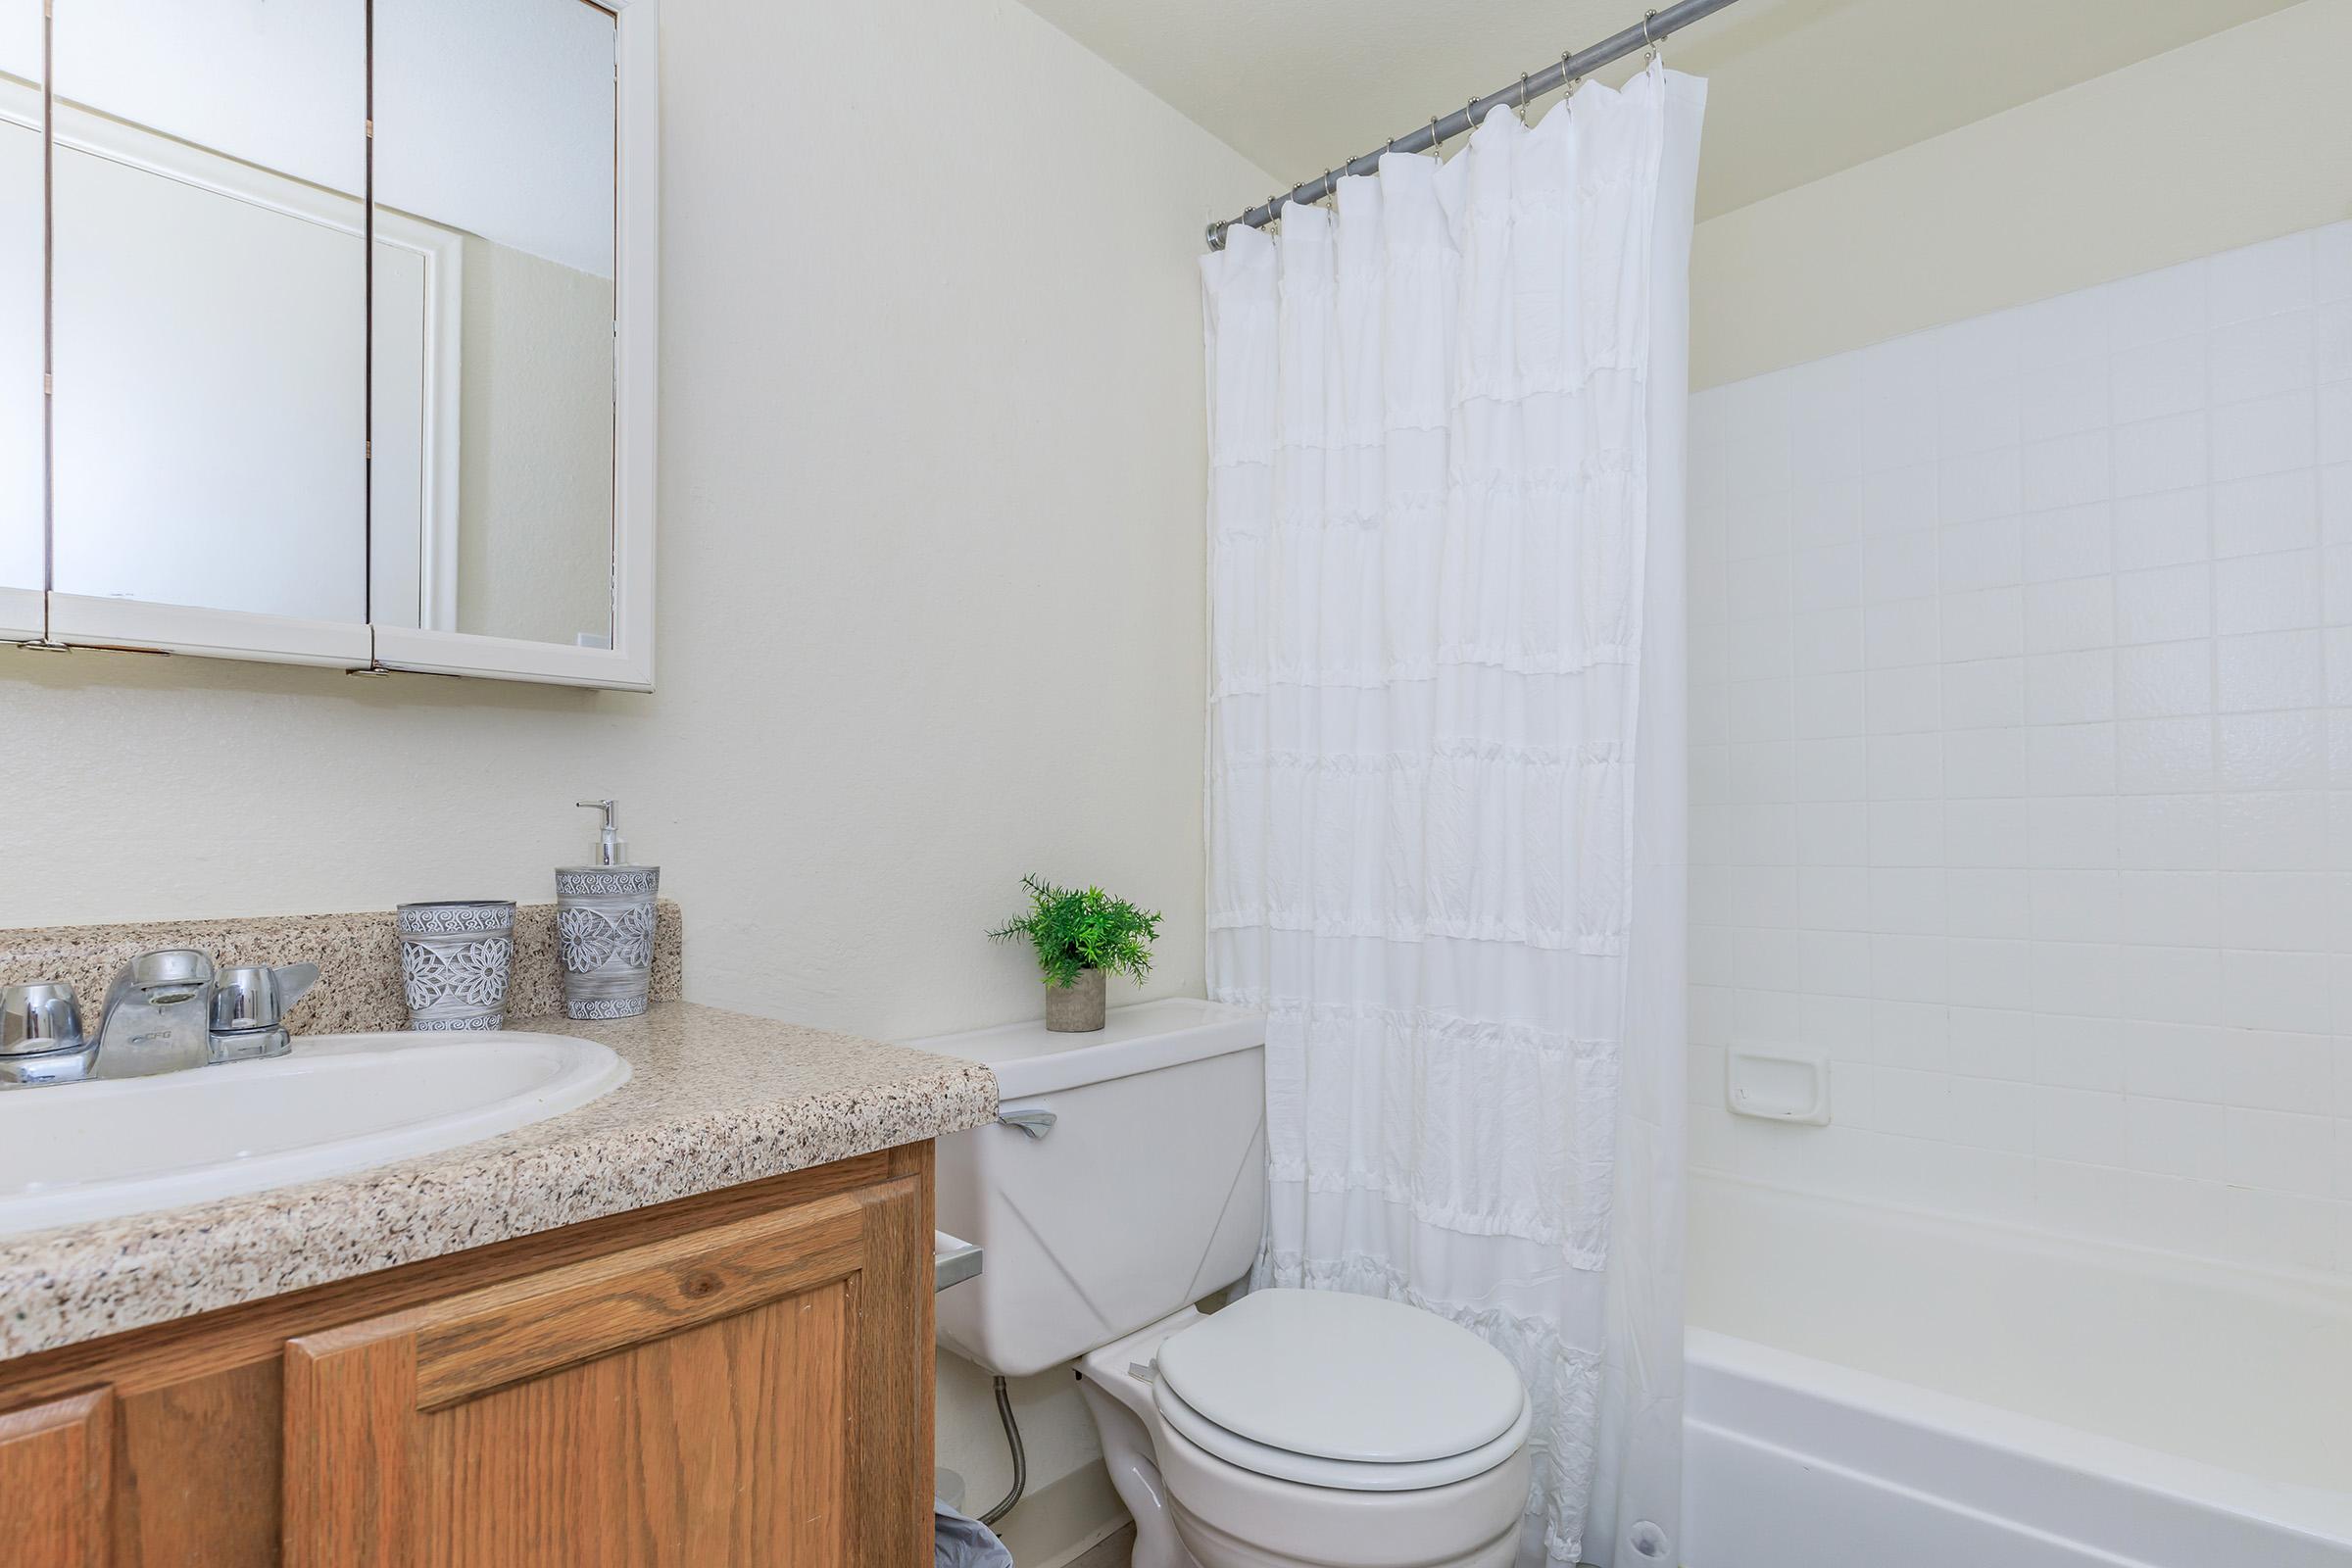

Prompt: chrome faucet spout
[{"left": 91, "top": 949, "right": 219, "bottom": 1080}]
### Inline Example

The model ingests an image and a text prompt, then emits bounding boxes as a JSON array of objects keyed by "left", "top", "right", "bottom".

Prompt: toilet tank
[{"left": 909, "top": 999, "right": 1266, "bottom": 1378}]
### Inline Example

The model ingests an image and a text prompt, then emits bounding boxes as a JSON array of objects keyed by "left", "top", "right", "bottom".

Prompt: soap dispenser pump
[
  {"left": 555, "top": 798, "right": 661, "bottom": 1020},
  {"left": 580, "top": 798, "right": 626, "bottom": 865}
]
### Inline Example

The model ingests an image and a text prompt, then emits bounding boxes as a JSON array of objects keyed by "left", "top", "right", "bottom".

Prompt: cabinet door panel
[
  {"left": 116, "top": 1363, "right": 281, "bottom": 1568},
  {"left": 285, "top": 1179, "right": 928, "bottom": 1568},
  {"left": 419, "top": 1281, "right": 848, "bottom": 1568},
  {"left": 0, "top": 1388, "right": 115, "bottom": 1568}
]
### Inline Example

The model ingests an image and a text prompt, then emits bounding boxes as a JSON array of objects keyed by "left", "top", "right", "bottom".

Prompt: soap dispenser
[{"left": 556, "top": 799, "right": 661, "bottom": 1020}]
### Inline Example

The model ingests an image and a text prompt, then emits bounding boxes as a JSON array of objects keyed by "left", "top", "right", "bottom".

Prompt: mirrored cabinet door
[
  {"left": 47, "top": 0, "right": 369, "bottom": 662},
  {"left": 2, "top": 0, "right": 652, "bottom": 685},
  {"left": 372, "top": 0, "right": 617, "bottom": 654},
  {"left": 0, "top": 0, "right": 42, "bottom": 638}
]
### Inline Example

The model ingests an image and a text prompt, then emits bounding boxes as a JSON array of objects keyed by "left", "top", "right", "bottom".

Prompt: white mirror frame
[{"left": 17, "top": 0, "right": 658, "bottom": 693}]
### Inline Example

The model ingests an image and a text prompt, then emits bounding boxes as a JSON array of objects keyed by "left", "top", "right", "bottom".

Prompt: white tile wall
[{"left": 1689, "top": 221, "right": 2352, "bottom": 1276}]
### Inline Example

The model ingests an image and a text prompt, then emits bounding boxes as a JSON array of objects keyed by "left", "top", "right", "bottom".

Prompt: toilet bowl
[
  {"left": 912, "top": 1001, "right": 1535, "bottom": 1568},
  {"left": 1078, "top": 1294, "right": 1534, "bottom": 1568}
]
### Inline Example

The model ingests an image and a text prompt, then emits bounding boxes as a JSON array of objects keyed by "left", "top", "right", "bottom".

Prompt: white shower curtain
[{"left": 1200, "top": 63, "right": 1706, "bottom": 1568}]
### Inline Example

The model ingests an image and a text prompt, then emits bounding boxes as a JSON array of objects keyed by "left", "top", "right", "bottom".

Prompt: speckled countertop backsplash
[{"left": 0, "top": 900, "right": 682, "bottom": 1031}]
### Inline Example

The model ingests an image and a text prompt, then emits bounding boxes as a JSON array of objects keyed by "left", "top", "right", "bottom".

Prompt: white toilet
[{"left": 920, "top": 1000, "right": 1533, "bottom": 1568}]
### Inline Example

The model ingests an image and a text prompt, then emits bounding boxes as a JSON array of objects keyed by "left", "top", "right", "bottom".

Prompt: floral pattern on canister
[
  {"left": 556, "top": 905, "right": 656, "bottom": 974},
  {"left": 556, "top": 866, "right": 660, "bottom": 1020},
  {"left": 397, "top": 900, "right": 515, "bottom": 1030},
  {"left": 402, "top": 938, "right": 515, "bottom": 1006}
]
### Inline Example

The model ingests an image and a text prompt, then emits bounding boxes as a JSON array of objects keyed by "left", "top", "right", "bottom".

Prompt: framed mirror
[{"left": 2, "top": 0, "right": 656, "bottom": 689}]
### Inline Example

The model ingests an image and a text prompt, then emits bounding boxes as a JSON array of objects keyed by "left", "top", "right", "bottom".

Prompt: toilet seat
[
  {"left": 1152, "top": 1289, "right": 1530, "bottom": 1492},
  {"left": 1155, "top": 1372, "right": 1533, "bottom": 1492}
]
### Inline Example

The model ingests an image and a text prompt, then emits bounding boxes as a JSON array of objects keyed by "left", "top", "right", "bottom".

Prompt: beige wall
[
  {"left": 1691, "top": 0, "right": 2352, "bottom": 390},
  {"left": 0, "top": 0, "right": 1268, "bottom": 1532}
]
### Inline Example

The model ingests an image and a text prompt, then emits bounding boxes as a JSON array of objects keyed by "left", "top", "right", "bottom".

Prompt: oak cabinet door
[
  {"left": 282, "top": 1176, "right": 931, "bottom": 1568},
  {"left": 0, "top": 1388, "right": 114, "bottom": 1568}
]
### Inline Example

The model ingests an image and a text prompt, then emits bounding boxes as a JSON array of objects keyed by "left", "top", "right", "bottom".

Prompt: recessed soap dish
[{"left": 1726, "top": 1043, "right": 1831, "bottom": 1126}]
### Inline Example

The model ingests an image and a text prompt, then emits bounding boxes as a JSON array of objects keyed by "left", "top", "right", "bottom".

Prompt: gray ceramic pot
[
  {"left": 397, "top": 901, "right": 515, "bottom": 1031},
  {"left": 557, "top": 865, "right": 660, "bottom": 1020},
  {"left": 1045, "top": 967, "right": 1107, "bottom": 1033}
]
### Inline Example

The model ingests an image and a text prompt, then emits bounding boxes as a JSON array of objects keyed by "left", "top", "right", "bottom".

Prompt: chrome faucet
[
  {"left": 0, "top": 950, "right": 318, "bottom": 1089},
  {"left": 91, "top": 949, "right": 217, "bottom": 1079}
]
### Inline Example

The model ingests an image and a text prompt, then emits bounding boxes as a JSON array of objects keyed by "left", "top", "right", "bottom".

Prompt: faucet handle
[
  {"left": 212, "top": 963, "right": 319, "bottom": 1034},
  {"left": 275, "top": 961, "right": 321, "bottom": 1014},
  {"left": 2, "top": 982, "right": 84, "bottom": 1057},
  {"left": 208, "top": 962, "right": 315, "bottom": 1064}
]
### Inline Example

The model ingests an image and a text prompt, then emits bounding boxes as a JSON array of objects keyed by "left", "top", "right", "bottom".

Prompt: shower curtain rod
[{"left": 1205, "top": 0, "right": 1741, "bottom": 250}]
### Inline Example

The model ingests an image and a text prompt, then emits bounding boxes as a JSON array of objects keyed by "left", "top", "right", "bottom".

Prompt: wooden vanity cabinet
[{"left": 0, "top": 1143, "right": 937, "bottom": 1568}]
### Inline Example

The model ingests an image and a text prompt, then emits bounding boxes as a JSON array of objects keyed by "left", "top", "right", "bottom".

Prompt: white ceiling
[{"left": 1023, "top": 0, "right": 2304, "bottom": 220}]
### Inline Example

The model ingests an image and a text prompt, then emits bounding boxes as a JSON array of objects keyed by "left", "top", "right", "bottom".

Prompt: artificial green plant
[{"left": 988, "top": 875, "right": 1162, "bottom": 988}]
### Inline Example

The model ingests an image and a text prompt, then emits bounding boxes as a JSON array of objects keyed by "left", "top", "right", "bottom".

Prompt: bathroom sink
[{"left": 0, "top": 1032, "right": 631, "bottom": 1237}]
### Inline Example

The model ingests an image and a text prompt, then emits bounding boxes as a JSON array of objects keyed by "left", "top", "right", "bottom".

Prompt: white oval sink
[{"left": 0, "top": 1031, "right": 631, "bottom": 1237}]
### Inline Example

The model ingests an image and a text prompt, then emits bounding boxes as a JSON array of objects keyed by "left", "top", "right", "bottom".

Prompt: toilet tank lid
[{"left": 902, "top": 999, "right": 1264, "bottom": 1099}]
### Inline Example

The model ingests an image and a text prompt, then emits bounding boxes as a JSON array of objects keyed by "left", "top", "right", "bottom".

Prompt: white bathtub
[{"left": 1683, "top": 1174, "right": 2352, "bottom": 1568}]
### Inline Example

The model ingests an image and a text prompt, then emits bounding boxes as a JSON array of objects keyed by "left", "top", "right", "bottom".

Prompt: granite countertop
[{"left": 0, "top": 1002, "right": 998, "bottom": 1361}]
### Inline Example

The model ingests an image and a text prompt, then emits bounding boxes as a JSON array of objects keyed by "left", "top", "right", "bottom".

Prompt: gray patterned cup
[
  {"left": 397, "top": 901, "right": 515, "bottom": 1031},
  {"left": 556, "top": 866, "right": 659, "bottom": 1019}
]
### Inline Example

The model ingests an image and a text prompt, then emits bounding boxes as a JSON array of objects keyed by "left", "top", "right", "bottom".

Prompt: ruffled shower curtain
[{"left": 1200, "top": 64, "right": 1706, "bottom": 1568}]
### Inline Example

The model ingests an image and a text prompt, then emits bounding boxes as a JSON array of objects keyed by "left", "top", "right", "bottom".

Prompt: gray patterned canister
[
  {"left": 556, "top": 866, "right": 660, "bottom": 1019},
  {"left": 396, "top": 900, "right": 516, "bottom": 1031}
]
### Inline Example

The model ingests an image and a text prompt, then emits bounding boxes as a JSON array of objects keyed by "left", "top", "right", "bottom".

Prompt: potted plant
[{"left": 988, "top": 875, "right": 1161, "bottom": 1032}]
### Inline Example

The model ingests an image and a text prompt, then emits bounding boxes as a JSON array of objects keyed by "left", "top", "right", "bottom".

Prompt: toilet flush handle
[{"left": 997, "top": 1107, "right": 1057, "bottom": 1141}]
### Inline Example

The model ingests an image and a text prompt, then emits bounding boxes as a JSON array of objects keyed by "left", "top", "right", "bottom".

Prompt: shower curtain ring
[
  {"left": 1429, "top": 113, "right": 1444, "bottom": 158},
  {"left": 1642, "top": 9, "right": 1661, "bottom": 64},
  {"left": 1518, "top": 73, "right": 1532, "bottom": 121},
  {"left": 1561, "top": 50, "right": 1583, "bottom": 110}
]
